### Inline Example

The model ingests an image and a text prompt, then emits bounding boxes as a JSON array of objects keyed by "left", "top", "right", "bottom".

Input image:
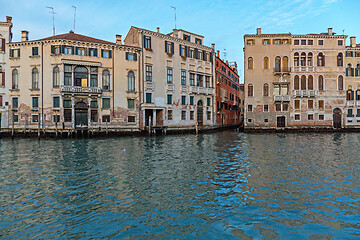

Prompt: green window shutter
[
  {"left": 179, "top": 44, "right": 182, "bottom": 56},
  {"left": 109, "top": 50, "right": 112, "bottom": 58},
  {"left": 185, "top": 46, "right": 188, "bottom": 57},
  {"left": 203, "top": 50, "right": 206, "bottom": 61},
  {"left": 75, "top": 47, "right": 79, "bottom": 55},
  {"left": 165, "top": 41, "right": 168, "bottom": 52},
  {"left": 61, "top": 45, "right": 65, "bottom": 54},
  {"left": 143, "top": 35, "right": 147, "bottom": 48},
  {"left": 134, "top": 53, "right": 137, "bottom": 61},
  {"left": 210, "top": 52, "right": 213, "bottom": 63},
  {"left": 149, "top": 37, "right": 152, "bottom": 49},
  {"left": 71, "top": 46, "right": 75, "bottom": 54},
  {"left": 88, "top": 48, "right": 91, "bottom": 56},
  {"left": 94, "top": 48, "right": 98, "bottom": 57},
  {"left": 125, "top": 52, "right": 129, "bottom": 60},
  {"left": 190, "top": 96, "right": 194, "bottom": 105},
  {"left": 351, "top": 91, "right": 355, "bottom": 100},
  {"left": 10, "top": 49, "right": 13, "bottom": 57},
  {"left": 146, "top": 93, "right": 152, "bottom": 103},
  {"left": 171, "top": 43, "right": 174, "bottom": 54},
  {"left": 101, "top": 49, "right": 104, "bottom": 58},
  {"left": 51, "top": 45, "right": 55, "bottom": 54}
]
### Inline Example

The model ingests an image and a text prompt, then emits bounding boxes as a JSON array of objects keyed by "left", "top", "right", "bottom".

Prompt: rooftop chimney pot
[
  {"left": 256, "top": 28, "right": 261, "bottom": 35},
  {"left": 116, "top": 34, "right": 122, "bottom": 45},
  {"left": 157, "top": 27, "right": 160, "bottom": 33},
  {"left": 211, "top": 43, "right": 215, "bottom": 50},
  {"left": 21, "top": 30, "right": 29, "bottom": 42},
  {"left": 328, "top": 28, "right": 333, "bottom": 35},
  {"left": 6, "top": 16, "right": 12, "bottom": 23},
  {"left": 217, "top": 50, "right": 220, "bottom": 58},
  {"left": 350, "top": 37, "right": 356, "bottom": 48}
]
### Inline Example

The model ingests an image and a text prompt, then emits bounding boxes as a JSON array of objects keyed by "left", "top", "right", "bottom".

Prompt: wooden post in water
[
  {"left": 148, "top": 118, "right": 152, "bottom": 135},
  {"left": 24, "top": 113, "right": 27, "bottom": 136},
  {"left": 106, "top": 119, "right": 108, "bottom": 135},
  {"left": 195, "top": 110, "right": 198, "bottom": 135},
  {"left": 55, "top": 114, "right": 58, "bottom": 138},
  {"left": 38, "top": 113, "right": 40, "bottom": 139},
  {"left": 11, "top": 112, "right": 14, "bottom": 139}
]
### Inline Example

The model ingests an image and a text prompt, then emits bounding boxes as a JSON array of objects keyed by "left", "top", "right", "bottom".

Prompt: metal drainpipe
[
  {"left": 112, "top": 46, "right": 115, "bottom": 117},
  {"left": 141, "top": 32, "right": 145, "bottom": 129},
  {"left": 41, "top": 42, "right": 44, "bottom": 130}
]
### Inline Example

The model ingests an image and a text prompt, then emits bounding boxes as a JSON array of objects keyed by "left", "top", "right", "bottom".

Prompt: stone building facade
[
  {"left": 124, "top": 27, "right": 216, "bottom": 130},
  {"left": 0, "top": 16, "right": 13, "bottom": 128},
  {"left": 244, "top": 28, "right": 347, "bottom": 130},
  {"left": 7, "top": 30, "right": 141, "bottom": 131}
]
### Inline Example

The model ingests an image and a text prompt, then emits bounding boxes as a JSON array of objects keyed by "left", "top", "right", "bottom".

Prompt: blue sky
[{"left": 1, "top": 0, "right": 359, "bottom": 83}]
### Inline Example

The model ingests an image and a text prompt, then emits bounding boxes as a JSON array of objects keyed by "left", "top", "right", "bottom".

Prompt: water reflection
[{"left": 0, "top": 132, "right": 360, "bottom": 239}]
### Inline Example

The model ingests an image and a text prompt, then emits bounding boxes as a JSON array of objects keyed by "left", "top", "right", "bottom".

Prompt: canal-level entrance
[
  {"left": 75, "top": 101, "right": 88, "bottom": 129},
  {"left": 333, "top": 108, "right": 342, "bottom": 129}
]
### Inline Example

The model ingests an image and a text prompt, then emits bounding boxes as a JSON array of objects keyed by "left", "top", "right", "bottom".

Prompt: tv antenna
[
  {"left": 223, "top": 49, "right": 227, "bottom": 60},
  {"left": 72, "top": 6, "right": 76, "bottom": 31},
  {"left": 170, "top": 6, "right": 176, "bottom": 29},
  {"left": 46, "top": 6, "right": 56, "bottom": 36}
]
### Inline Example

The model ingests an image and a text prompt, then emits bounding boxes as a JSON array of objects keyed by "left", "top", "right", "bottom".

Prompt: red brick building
[{"left": 216, "top": 51, "right": 243, "bottom": 125}]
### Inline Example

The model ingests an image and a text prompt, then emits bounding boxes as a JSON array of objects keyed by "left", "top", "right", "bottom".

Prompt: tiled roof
[{"left": 38, "top": 31, "right": 115, "bottom": 45}]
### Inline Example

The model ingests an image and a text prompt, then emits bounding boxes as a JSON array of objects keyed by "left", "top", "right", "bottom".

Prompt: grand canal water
[{"left": 0, "top": 132, "right": 360, "bottom": 239}]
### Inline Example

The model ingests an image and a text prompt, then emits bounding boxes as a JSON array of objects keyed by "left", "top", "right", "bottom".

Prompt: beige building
[
  {"left": 7, "top": 30, "right": 141, "bottom": 132},
  {"left": 124, "top": 27, "right": 216, "bottom": 131},
  {"left": 244, "top": 28, "right": 347, "bottom": 130},
  {"left": 345, "top": 36, "right": 360, "bottom": 126},
  {"left": 0, "top": 16, "right": 13, "bottom": 128}
]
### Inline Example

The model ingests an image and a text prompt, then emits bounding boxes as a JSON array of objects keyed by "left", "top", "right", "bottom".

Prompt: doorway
[
  {"left": 333, "top": 108, "right": 342, "bottom": 128},
  {"left": 277, "top": 116, "right": 285, "bottom": 128},
  {"left": 75, "top": 101, "right": 88, "bottom": 129},
  {"left": 197, "top": 100, "right": 204, "bottom": 126}
]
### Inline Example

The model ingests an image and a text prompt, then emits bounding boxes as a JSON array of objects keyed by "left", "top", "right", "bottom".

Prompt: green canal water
[{"left": 0, "top": 132, "right": 360, "bottom": 239}]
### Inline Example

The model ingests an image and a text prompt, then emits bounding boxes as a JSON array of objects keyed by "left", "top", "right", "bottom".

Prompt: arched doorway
[
  {"left": 75, "top": 101, "right": 88, "bottom": 128},
  {"left": 333, "top": 108, "right": 342, "bottom": 129},
  {"left": 197, "top": 100, "right": 203, "bottom": 126}
]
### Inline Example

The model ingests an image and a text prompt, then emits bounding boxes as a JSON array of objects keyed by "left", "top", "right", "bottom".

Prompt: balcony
[
  {"left": 293, "top": 66, "right": 315, "bottom": 72},
  {"left": 167, "top": 83, "right": 175, "bottom": 92},
  {"left": 274, "top": 95, "right": 291, "bottom": 102},
  {"left": 61, "top": 86, "right": 102, "bottom": 94},
  {"left": 181, "top": 85, "right": 188, "bottom": 93},
  {"left": 190, "top": 86, "right": 215, "bottom": 95},
  {"left": 274, "top": 67, "right": 291, "bottom": 75},
  {"left": 145, "top": 81, "right": 155, "bottom": 91},
  {"left": 357, "top": 100, "right": 360, "bottom": 107},
  {"left": 347, "top": 100, "right": 355, "bottom": 107},
  {"left": 293, "top": 90, "right": 317, "bottom": 97}
]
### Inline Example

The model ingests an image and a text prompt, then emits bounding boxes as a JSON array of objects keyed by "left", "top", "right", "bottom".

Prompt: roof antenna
[
  {"left": 223, "top": 49, "right": 227, "bottom": 60},
  {"left": 342, "top": 29, "right": 345, "bottom": 36},
  {"left": 46, "top": 6, "right": 56, "bottom": 36},
  {"left": 170, "top": 6, "right": 176, "bottom": 29},
  {"left": 72, "top": 6, "right": 76, "bottom": 32}
]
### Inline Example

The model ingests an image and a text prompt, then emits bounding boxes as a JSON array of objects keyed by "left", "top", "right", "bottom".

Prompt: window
[
  {"left": 181, "top": 96, "right": 186, "bottom": 105},
  {"left": 190, "top": 73, "right": 195, "bottom": 86},
  {"left": 90, "top": 67, "right": 98, "bottom": 87},
  {"left": 101, "top": 50, "right": 111, "bottom": 58},
  {"left": 196, "top": 75, "right": 203, "bottom": 87},
  {"left": 53, "top": 114, "right": 60, "bottom": 123},
  {"left": 53, "top": 96, "right": 60, "bottom": 108},
  {"left": 32, "top": 47, "right": 39, "bottom": 56},
  {"left": 357, "top": 109, "right": 360, "bottom": 117},
  {"left": 64, "top": 64, "right": 72, "bottom": 86},
  {"left": 53, "top": 66, "right": 60, "bottom": 88},
  {"left": 76, "top": 47, "right": 85, "bottom": 56},
  {"left": 127, "top": 71, "right": 135, "bottom": 92},
  {"left": 275, "top": 103, "right": 281, "bottom": 111},
  {"left": 126, "top": 52, "right": 137, "bottom": 61},
  {"left": 205, "top": 76, "right": 210, "bottom": 88},
  {"left": 308, "top": 75, "right": 313, "bottom": 90},
  {"left": 295, "top": 114, "right": 300, "bottom": 120},
  {"left": 179, "top": 45, "right": 185, "bottom": 56},
  {"left": 207, "top": 98, "right": 211, "bottom": 107},
  {"left": 318, "top": 75, "right": 324, "bottom": 91},
  {"left": 90, "top": 110, "right": 98, "bottom": 122},
  {"left": 283, "top": 103, "right": 288, "bottom": 111},
  {"left": 0, "top": 66, "right": 4, "bottom": 87},
  {"left": 190, "top": 111, "right": 194, "bottom": 120},
  {"left": 294, "top": 52, "right": 299, "bottom": 66},
  {"left": 301, "top": 39, "right": 306, "bottom": 45},
  {"left": 248, "top": 118, "right": 252, "bottom": 123},
  {"left": 63, "top": 99, "right": 72, "bottom": 108},
  {"left": 144, "top": 36, "right": 152, "bottom": 49},
  {"left": 308, "top": 100, "right": 313, "bottom": 109},
  {"left": 102, "top": 98, "right": 110, "bottom": 109},
  {"left": 307, "top": 53, "right": 313, "bottom": 66},
  {"left": 167, "top": 110, "right": 173, "bottom": 120},
  {"left": 32, "top": 68, "right": 39, "bottom": 89},
  {"left": 275, "top": 56, "right": 281, "bottom": 71},
  {"left": 347, "top": 86, "right": 354, "bottom": 100},
  {"left": 10, "top": 49, "right": 20, "bottom": 58},
  {"left": 128, "top": 116, "right": 136, "bottom": 123},
  {"left": 300, "top": 53, "right": 306, "bottom": 66},
  {"left": 263, "top": 104, "right": 269, "bottom": 112},
  {"left": 294, "top": 39, "right": 299, "bottom": 45},
  {"left": 183, "top": 34, "right": 190, "bottom": 41},
  {"left": 0, "top": 38, "right": 5, "bottom": 51},
  {"left": 247, "top": 39, "right": 254, "bottom": 45},
  {"left": 308, "top": 114, "right": 314, "bottom": 120},
  {"left": 195, "top": 38, "right": 202, "bottom": 45},
  {"left": 347, "top": 109, "right": 353, "bottom": 117},
  {"left": 13, "top": 114, "right": 19, "bottom": 123},
  {"left": 146, "top": 65, "right": 152, "bottom": 81},
  {"left": 64, "top": 46, "right": 72, "bottom": 55},
  {"left": 338, "top": 40, "right": 343, "bottom": 46},
  {"left": 102, "top": 115, "right": 110, "bottom": 123},
  {"left": 190, "top": 96, "right": 194, "bottom": 105},
  {"left": 167, "top": 68, "right": 173, "bottom": 83},
  {"left": 165, "top": 41, "right": 174, "bottom": 54},
  {"left": 12, "top": 97, "right": 18, "bottom": 109},
  {"left": 32, "top": 114, "right": 39, "bottom": 123},
  {"left": 248, "top": 104, "right": 253, "bottom": 112},
  {"left": 207, "top": 111, "right": 211, "bottom": 120},
  {"left": 74, "top": 66, "right": 88, "bottom": 87},
  {"left": 89, "top": 48, "right": 97, "bottom": 57},
  {"left": 319, "top": 100, "right": 324, "bottom": 109},
  {"left": 32, "top": 97, "right": 39, "bottom": 108},
  {"left": 308, "top": 40, "right": 313, "bottom": 45},
  {"left": 263, "top": 83, "right": 269, "bottom": 96},
  {"left": 102, "top": 70, "right": 110, "bottom": 90},
  {"left": 181, "top": 111, "right": 186, "bottom": 120},
  {"left": 128, "top": 99, "right": 135, "bottom": 109},
  {"left": 263, "top": 39, "right": 270, "bottom": 45},
  {"left": 167, "top": 94, "right": 172, "bottom": 104},
  {"left": 248, "top": 84, "right": 253, "bottom": 97},
  {"left": 248, "top": 57, "right": 253, "bottom": 69},
  {"left": 294, "top": 100, "right": 300, "bottom": 109},
  {"left": 90, "top": 100, "right": 98, "bottom": 109},
  {"left": 301, "top": 75, "right": 306, "bottom": 90},
  {"left": 318, "top": 40, "right": 323, "bottom": 45},
  {"left": 263, "top": 57, "right": 269, "bottom": 69},
  {"left": 317, "top": 53, "right": 325, "bottom": 66},
  {"left": 146, "top": 93, "right": 152, "bottom": 103},
  {"left": 294, "top": 75, "right": 299, "bottom": 90},
  {"left": 337, "top": 53, "right": 343, "bottom": 67},
  {"left": 319, "top": 115, "right": 324, "bottom": 120},
  {"left": 346, "top": 63, "right": 353, "bottom": 77},
  {"left": 179, "top": 70, "right": 186, "bottom": 85},
  {"left": 338, "top": 75, "right": 344, "bottom": 91},
  {"left": 12, "top": 69, "right": 19, "bottom": 90},
  {"left": 64, "top": 109, "right": 72, "bottom": 122}
]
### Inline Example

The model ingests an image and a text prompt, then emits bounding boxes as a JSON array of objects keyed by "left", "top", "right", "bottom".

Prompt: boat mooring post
[
  {"left": 38, "top": 113, "right": 40, "bottom": 139},
  {"left": 11, "top": 112, "right": 14, "bottom": 139}
]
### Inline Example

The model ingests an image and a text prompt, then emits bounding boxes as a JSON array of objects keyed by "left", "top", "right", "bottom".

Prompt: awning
[{"left": 61, "top": 59, "right": 102, "bottom": 67}]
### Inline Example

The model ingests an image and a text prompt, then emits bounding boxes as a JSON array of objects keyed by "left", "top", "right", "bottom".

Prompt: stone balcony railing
[
  {"left": 293, "top": 90, "right": 317, "bottom": 97},
  {"left": 181, "top": 85, "right": 188, "bottom": 93},
  {"left": 145, "top": 81, "right": 155, "bottom": 91},
  {"left": 347, "top": 100, "right": 355, "bottom": 107},
  {"left": 273, "top": 67, "right": 291, "bottom": 75},
  {"left": 293, "top": 66, "right": 315, "bottom": 72},
  {"left": 167, "top": 83, "right": 175, "bottom": 92},
  {"left": 61, "top": 86, "right": 102, "bottom": 94},
  {"left": 273, "top": 95, "right": 291, "bottom": 102},
  {"left": 190, "top": 86, "right": 215, "bottom": 95}
]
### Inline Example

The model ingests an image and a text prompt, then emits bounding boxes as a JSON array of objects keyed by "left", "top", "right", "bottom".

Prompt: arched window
[
  {"left": 347, "top": 85, "right": 354, "bottom": 100},
  {"left": 263, "top": 57, "right": 269, "bottom": 69},
  {"left": 12, "top": 69, "right": 18, "bottom": 90},
  {"left": 102, "top": 69, "right": 110, "bottom": 90},
  {"left": 248, "top": 83, "right": 253, "bottom": 97},
  {"left": 248, "top": 57, "right": 253, "bottom": 69},
  {"left": 356, "top": 64, "right": 360, "bottom": 77},
  {"left": 318, "top": 75, "right": 324, "bottom": 91},
  {"left": 300, "top": 52, "right": 306, "bottom": 66},
  {"left": 308, "top": 75, "right": 313, "bottom": 90},
  {"left": 346, "top": 63, "right": 353, "bottom": 77},
  {"left": 294, "top": 52, "right": 299, "bottom": 66},
  {"left": 317, "top": 53, "right": 325, "bottom": 66},
  {"left": 356, "top": 86, "right": 360, "bottom": 100},
  {"left": 53, "top": 66, "right": 60, "bottom": 88},
  {"left": 127, "top": 71, "right": 135, "bottom": 92},
  {"left": 263, "top": 83, "right": 269, "bottom": 96},
  {"left": 307, "top": 53, "right": 313, "bottom": 66},
  {"left": 32, "top": 67, "right": 39, "bottom": 89},
  {"left": 74, "top": 66, "right": 88, "bottom": 87},
  {"left": 337, "top": 53, "right": 343, "bottom": 67},
  {"left": 275, "top": 56, "right": 281, "bottom": 71},
  {"left": 338, "top": 75, "right": 344, "bottom": 91},
  {"left": 301, "top": 75, "right": 306, "bottom": 90},
  {"left": 294, "top": 75, "right": 299, "bottom": 90},
  {"left": 282, "top": 56, "right": 288, "bottom": 71},
  {"left": 0, "top": 66, "right": 3, "bottom": 87}
]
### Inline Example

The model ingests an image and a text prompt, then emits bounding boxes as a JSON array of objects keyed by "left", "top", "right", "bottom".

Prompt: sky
[{"left": 1, "top": 0, "right": 359, "bottom": 83}]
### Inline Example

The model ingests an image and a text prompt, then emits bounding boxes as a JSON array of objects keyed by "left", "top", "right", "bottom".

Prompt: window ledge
[
  {"left": 10, "top": 89, "right": 19, "bottom": 92},
  {"left": 50, "top": 53, "right": 62, "bottom": 56},
  {"left": 9, "top": 57, "right": 20, "bottom": 60},
  {"left": 29, "top": 55, "right": 40, "bottom": 58},
  {"left": 166, "top": 52, "right": 173, "bottom": 57},
  {"left": 126, "top": 91, "right": 137, "bottom": 93},
  {"left": 145, "top": 48, "right": 153, "bottom": 51},
  {"left": 30, "top": 88, "right": 40, "bottom": 91},
  {"left": 31, "top": 108, "right": 39, "bottom": 111}
]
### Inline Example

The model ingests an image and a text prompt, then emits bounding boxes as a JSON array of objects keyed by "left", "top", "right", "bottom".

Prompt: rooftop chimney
[
  {"left": 328, "top": 28, "right": 333, "bottom": 35},
  {"left": 6, "top": 16, "right": 12, "bottom": 23},
  {"left": 116, "top": 34, "right": 122, "bottom": 45},
  {"left": 226, "top": 60, "right": 229, "bottom": 65},
  {"left": 157, "top": 27, "right": 160, "bottom": 33},
  {"left": 21, "top": 30, "right": 29, "bottom": 42},
  {"left": 211, "top": 43, "right": 215, "bottom": 50},
  {"left": 350, "top": 37, "right": 356, "bottom": 48},
  {"left": 256, "top": 28, "right": 261, "bottom": 35},
  {"left": 217, "top": 50, "right": 220, "bottom": 58}
]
